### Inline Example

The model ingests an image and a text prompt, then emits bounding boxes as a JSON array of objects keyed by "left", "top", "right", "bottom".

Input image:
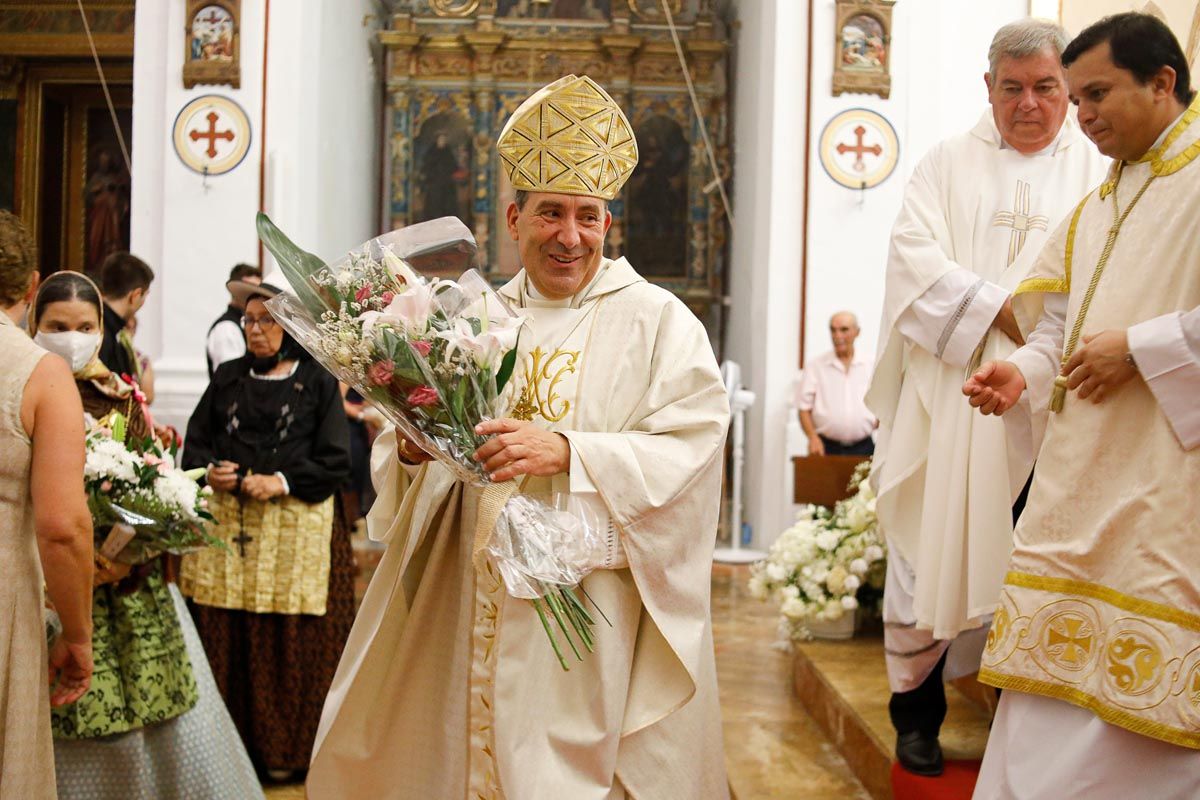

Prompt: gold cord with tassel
[{"left": 1051, "top": 172, "right": 1156, "bottom": 412}]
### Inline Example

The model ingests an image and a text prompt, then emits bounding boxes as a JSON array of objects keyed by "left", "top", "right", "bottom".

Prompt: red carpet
[{"left": 891, "top": 760, "right": 981, "bottom": 800}]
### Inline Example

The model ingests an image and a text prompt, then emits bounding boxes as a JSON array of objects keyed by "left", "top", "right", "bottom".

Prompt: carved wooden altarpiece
[{"left": 381, "top": 0, "right": 731, "bottom": 339}]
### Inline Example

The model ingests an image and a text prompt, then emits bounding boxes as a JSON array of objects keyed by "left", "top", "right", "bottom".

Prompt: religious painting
[
  {"left": 183, "top": 0, "right": 241, "bottom": 89},
  {"left": 84, "top": 119, "right": 131, "bottom": 276},
  {"left": 832, "top": 0, "right": 894, "bottom": 100},
  {"left": 412, "top": 111, "right": 473, "bottom": 226},
  {"left": 496, "top": 0, "right": 611, "bottom": 21},
  {"left": 625, "top": 115, "right": 689, "bottom": 278}
]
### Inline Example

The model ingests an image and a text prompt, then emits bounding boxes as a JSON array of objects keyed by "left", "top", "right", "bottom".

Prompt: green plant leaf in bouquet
[
  {"left": 495, "top": 344, "right": 518, "bottom": 395},
  {"left": 256, "top": 212, "right": 330, "bottom": 318}
]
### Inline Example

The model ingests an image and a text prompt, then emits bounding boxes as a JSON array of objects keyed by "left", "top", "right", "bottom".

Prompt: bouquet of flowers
[
  {"left": 258, "top": 213, "right": 607, "bottom": 669},
  {"left": 85, "top": 411, "right": 223, "bottom": 564},
  {"left": 749, "top": 461, "right": 886, "bottom": 640}
]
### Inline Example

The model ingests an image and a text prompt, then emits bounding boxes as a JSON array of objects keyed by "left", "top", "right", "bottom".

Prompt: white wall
[
  {"left": 132, "top": 1, "right": 383, "bottom": 431},
  {"left": 726, "top": 0, "right": 1026, "bottom": 550}
]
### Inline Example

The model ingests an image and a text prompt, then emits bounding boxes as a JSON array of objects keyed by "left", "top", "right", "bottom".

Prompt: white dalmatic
[{"left": 865, "top": 112, "right": 1107, "bottom": 686}]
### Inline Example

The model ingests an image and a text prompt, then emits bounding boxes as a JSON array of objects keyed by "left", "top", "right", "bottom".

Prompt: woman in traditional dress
[
  {"left": 181, "top": 277, "right": 353, "bottom": 781},
  {"left": 30, "top": 271, "right": 263, "bottom": 800},
  {"left": 0, "top": 212, "right": 93, "bottom": 800}
]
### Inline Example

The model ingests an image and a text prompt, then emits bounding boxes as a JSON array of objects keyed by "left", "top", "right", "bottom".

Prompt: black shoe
[{"left": 895, "top": 731, "right": 944, "bottom": 777}]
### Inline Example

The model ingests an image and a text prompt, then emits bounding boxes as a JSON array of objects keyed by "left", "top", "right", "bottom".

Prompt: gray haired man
[{"left": 865, "top": 18, "right": 1108, "bottom": 775}]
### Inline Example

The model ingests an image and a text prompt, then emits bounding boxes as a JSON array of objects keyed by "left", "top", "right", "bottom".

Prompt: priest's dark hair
[
  {"left": 1062, "top": 12, "right": 1195, "bottom": 106},
  {"left": 228, "top": 262, "right": 262, "bottom": 282},
  {"left": 99, "top": 251, "right": 155, "bottom": 300}
]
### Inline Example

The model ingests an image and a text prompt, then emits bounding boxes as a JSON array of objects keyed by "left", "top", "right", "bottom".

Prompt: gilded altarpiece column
[{"left": 381, "top": 0, "right": 732, "bottom": 342}]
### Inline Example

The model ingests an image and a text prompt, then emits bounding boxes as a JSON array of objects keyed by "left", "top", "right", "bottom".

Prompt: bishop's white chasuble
[
  {"left": 306, "top": 258, "right": 731, "bottom": 800},
  {"left": 978, "top": 99, "right": 1200, "bottom": 761},
  {"left": 866, "top": 113, "right": 1108, "bottom": 648}
]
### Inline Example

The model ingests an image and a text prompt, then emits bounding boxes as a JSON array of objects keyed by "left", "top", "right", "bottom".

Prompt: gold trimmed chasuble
[
  {"left": 306, "top": 258, "right": 731, "bottom": 799},
  {"left": 981, "top": 98, "right": 1200, "bottom": 748}
]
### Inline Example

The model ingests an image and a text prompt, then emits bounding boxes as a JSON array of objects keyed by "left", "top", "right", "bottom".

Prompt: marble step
[{"left": 792, "top": 635, "right": 994, "bottom": 800}]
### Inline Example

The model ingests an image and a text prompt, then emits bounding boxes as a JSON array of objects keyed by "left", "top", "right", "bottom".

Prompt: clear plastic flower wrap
[
  {"left": 259, "top": 213, "right": 610, "bottom": 668},
  {"left": 487, "top": 493, "right": 606, "bottom": 600}
]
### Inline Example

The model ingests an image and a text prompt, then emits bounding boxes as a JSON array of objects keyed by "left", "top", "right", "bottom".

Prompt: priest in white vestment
[
  {"left": 864, "top": 19, "right": 1107, "bottom": 775},
  {"left": 306, "top": 75, "right": 732, "bottom": 800},
  {"left": 966, "top": 14, "right": 1200, "bottom": 798}
]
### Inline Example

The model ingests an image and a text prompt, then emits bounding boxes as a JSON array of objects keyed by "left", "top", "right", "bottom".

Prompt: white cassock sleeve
[
  {"left": 1128, "top": 307, "right": 1200, "bottom": 449},
  {"left": 896, "top": 269, "right": 1010, "bottom": 368},
  {"left": 1002, "top": 293, "right": 1067, "bottom": 464},
  {"left": 568, "top": 443, "right": 627, "bottom": 570},
  {"left": 206, "top": 319, "right": 246, "bottom": 369}
]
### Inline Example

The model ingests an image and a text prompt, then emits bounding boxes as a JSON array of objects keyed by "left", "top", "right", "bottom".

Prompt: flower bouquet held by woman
[
  {"left": 257, "top": 213, "right": 607, "bottom": 669},
  {"left": 84, "top": 411, "right": 222, "bottom": 565}
]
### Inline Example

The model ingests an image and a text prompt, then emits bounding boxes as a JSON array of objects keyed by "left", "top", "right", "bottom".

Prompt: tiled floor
[{"left": 263, "top": 564, "right": 870, "bottom": 799}]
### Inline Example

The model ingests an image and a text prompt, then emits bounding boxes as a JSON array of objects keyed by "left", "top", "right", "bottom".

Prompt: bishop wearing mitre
[{"left": 306, "top": 76, "right": 732, "bottom": 800}]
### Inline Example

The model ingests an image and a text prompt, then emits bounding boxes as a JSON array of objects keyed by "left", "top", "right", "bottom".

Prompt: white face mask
[{"left": 34, "top": 330, "right": 100, "bottom": 374}]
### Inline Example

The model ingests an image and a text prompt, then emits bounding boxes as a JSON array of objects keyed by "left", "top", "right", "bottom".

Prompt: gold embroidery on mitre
[
  {"left": 496, "top": 75, "right": 639, "bottom": 201},
  {"left": 510, "top": 347, "right": 580, "bottom": 423}
]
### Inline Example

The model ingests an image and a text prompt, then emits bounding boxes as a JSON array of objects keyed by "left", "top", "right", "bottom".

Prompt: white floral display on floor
[{"left": 749, "top": 461, "right": 886, "bottom": 640}]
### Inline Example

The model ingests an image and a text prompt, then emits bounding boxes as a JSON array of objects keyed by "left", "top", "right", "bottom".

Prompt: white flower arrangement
[{"left": 749, "top": 460, "right": 886, "bottom": 640}]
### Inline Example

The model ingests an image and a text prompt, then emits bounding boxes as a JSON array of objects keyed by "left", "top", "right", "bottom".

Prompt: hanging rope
[
  {"left": 75, "top": 0, "right": 133, "bottom": 174},
  {"left": 660, "top": 0, "right": 734, "bottom": 226}
]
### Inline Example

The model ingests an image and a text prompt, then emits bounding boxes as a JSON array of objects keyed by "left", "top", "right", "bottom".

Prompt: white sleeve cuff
[
  {"left": 939, "top": 280, "right": 1009, "bottom": 368},
  {"left": 566, "top": 440, "right": 626, "bottom": 570},
  {"left": 1128, "top": 312, "right": 1200, "bottom": 450},
  {"left": 274, "top": 471, "right": 290, "bottom": 496}
]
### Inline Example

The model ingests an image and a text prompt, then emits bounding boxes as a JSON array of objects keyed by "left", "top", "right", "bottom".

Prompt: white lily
[
  {"left": 436, "top": 315, "right": 524, "bottom": 370},
  {"left": 358, "top": 279, "right": 438, "bottom": 339},
  {"left": 382, "top": 248, "right": 424, "bottom": 289}
]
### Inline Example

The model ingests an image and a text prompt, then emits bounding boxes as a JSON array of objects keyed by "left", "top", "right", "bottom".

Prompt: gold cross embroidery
[
  {"left": 1045, "top": 614, "right": 1094, "bottom": 668},
  {"left": 993, "top": 180, "right": 1049, "bottom": 266}
]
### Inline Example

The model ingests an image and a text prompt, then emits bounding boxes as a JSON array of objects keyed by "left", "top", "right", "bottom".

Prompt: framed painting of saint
[
  {"left": 832, "top": 0, "right": 895, "bottom": 99},
  {"left": 411, "top": 111, "right": 474, "bottom": 227},
  {"left": 183, "top": 1, "right": 240, "bottom": 89}
]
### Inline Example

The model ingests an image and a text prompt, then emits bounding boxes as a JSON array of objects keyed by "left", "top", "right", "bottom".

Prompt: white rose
[
  {"left": 841, "top": 595, "right": 859, "bottom": 610},
  {"left": 781, "top": 585, "right": 801, "bottom": 601},
  {"left": 843, "top": 575, "right": 861, "bottom": 592},
  {"left": 765, "top": 563, "right": 788, "bottom": 583},
  {"left": 815, "top": 530, "right": 841, "bottom": 551},
  {"left": 781, "top": 598, "right": 808, "bottom": 620},
  {"left": 849, "top": 558, "right": 869, "bottom": 576},
  {"left": 865, "top": 545, "right": 884, "bottom": 562}
]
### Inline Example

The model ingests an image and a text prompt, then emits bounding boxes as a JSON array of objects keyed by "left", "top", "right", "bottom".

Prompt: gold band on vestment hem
[
  {"left": 978, "top": 668, "right": 1200, "bottom": 750},
  {"left": 1004, "top": 571, "right": 1200, "bottom": 632}
]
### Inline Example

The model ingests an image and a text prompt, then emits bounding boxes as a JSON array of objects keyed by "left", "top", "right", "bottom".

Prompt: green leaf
[
  {"left": 451, "top": 376, "right": 467, "bottom": 425},
  {"left": 495, "top": 345, "right": 518, "bottom": 395},
  {"left": 256, "top": 212, "right": 331, "bottom": 317}
]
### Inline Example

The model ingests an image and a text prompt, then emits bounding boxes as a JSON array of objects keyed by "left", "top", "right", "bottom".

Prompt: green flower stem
[
  {"left": 531, "top": 598, "right": 568, "bottom": 671},
  {"left": 543, "top": 588, "right": 584, "bottom": 663}
]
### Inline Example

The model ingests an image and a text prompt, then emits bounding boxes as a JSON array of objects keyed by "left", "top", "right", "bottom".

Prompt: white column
[{"left": 725, "top": 0, "right": 807, "bottom": 549}]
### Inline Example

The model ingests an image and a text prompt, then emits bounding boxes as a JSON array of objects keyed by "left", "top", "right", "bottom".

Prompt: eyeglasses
[{"left": 241, "top": 316, "right": 278, "bottom": 331}]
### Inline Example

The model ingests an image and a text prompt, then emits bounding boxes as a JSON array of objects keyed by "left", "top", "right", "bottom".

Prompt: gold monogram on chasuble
[{"left": 510, "top": 346, "right": 581, "bottom": 423}]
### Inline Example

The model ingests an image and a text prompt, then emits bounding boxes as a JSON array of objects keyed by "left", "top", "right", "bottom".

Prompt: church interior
[{"left": 4, "top": 1, "right": 1200, "bottom": 798}]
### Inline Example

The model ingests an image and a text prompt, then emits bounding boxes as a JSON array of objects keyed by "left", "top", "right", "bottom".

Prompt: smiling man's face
[{"left": 506, "top": 191, "right": 612, "bottom": 300}]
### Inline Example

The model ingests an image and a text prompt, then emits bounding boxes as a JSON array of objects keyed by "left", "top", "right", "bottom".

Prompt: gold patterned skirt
[{"left": 180, "top": 491, "right": 335, "bottom": 615}]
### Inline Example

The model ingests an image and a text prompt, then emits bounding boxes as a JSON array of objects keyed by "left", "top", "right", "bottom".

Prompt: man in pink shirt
[{"left": 797, "top": 311, "right": 876, "bottom": 456}]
